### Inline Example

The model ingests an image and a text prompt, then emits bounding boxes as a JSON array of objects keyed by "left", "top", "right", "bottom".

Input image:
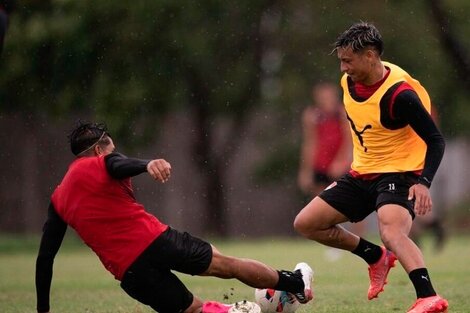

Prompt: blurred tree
[
  {"left": 0, "top": 0, "right": 280, "bottom": 236},
  {"left": 427, "top": 0, "right": 470, "bottom": 135},
  {"left": 429, "top": 0, "right": 470, "bottom": 87},
  {"left": 0, "top": 0, "right": 468, "bottom": 233},
  {"left": 163, "top": 1, "right": 279, "bottom": 236}
]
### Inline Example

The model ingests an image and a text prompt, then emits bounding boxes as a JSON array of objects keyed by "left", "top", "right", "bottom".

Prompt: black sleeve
[
  {"left": 104, "top": 152, "right": 150, "bottom": 179},
  {"left": 393, "top": 89, "right": 446, "bottom": 186},
  {"left": 35, "top": 203, "right": 67, "bottom": 313}
]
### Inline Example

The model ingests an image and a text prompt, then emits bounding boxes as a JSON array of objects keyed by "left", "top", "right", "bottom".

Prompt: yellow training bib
[{"left": 341, "top": 61, "right": 431, "bottom": 174}]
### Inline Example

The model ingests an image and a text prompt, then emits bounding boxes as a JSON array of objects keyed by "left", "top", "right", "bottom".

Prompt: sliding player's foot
[
  {"left": 202, "top": 300, "right": 261, "bottom": 313},
  {"left": 292, "top": 262, "right": 314, "bottom": 303}
]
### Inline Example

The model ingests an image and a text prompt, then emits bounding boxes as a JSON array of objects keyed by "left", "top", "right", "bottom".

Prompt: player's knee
[
  {"left": 293, "top": 214, "right": 305, "bottom": 235},
  {"left": 379, "top": 226, "right": 406, "bottom": 247},
  {"left": 293, "top": 214, "right": 315, "bottom": 238}
]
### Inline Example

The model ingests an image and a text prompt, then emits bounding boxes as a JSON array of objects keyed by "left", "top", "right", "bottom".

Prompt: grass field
[{"left": 0, "top": 233, "right": 469, "bottom": 313}]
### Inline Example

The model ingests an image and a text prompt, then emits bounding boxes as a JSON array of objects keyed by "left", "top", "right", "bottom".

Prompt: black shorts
[
  {"left": 319, "top": 172, "right": 418, "bottom": 223},
  {"left": 120, "top": 227, "right": 213, "bottom": 313}
]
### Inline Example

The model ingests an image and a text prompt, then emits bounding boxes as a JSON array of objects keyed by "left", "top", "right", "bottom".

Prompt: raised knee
[
  {"left": 294, "top": 214, "right": 315, "bottom": 238},
  {"left": 293, "top": 214, "right": 304, "bottom": 234}
]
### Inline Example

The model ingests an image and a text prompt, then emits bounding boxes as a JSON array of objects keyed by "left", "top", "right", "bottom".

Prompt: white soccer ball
[{"left": 254, "top": 289, "right": 301, "bottom": 313}]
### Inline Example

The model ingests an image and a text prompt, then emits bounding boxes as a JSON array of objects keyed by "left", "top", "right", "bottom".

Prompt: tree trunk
[{"left": 428, "top": 0, "right": 470, "bottom": 89}]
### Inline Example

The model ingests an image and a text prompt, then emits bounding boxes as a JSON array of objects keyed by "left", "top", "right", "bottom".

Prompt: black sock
[
  {"left": 409, "top": 268, "right": 436, "bottom": 298},
  {"left": 274, "top": 270, "right": 303, "bottom": 293},
  {"left": 351, "top": 238, "right": 383, "bottom": 264}
]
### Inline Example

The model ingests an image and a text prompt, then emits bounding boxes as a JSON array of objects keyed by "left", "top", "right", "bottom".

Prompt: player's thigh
[
  {"left": 295, "top": 196, "right": 350, "bottom": 230},
  {"left": 375, "top": 172, "right": 416, "bottom": 219},
  {"left": 120, "top": 266, "right": 193, "bottom": 313},
  {"left": 144, "top": 227, "right": 213, "bottom": 276},
  {"left": 316, "top": 174, "right": 375, "bottom": 222},
  {"left": 377, "top": 203, "right": 413, "bottom": 240}
]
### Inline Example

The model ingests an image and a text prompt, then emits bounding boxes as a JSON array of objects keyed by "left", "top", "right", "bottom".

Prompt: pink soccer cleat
[
  {"left": 367, "top": 246, "right": 397, "bottom": 300},
  {"left": 202, "top": 301, "right": 232, "bottom": 313}
]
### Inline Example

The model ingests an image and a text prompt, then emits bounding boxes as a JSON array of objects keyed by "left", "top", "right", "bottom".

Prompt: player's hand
[
  {"left": 408, "top": 183, "right": 432, "bottom": 216},
  {"left": 147, "top": 159, "right": 172, "bottom": 183}
]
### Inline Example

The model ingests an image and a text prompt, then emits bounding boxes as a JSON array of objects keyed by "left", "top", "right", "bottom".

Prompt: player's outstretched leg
[
  {"left": 406, "top": 295, "right": 448, "bottom": 313},
  {"left": 205, "top": 246, "right": 314, "bottom": 304},
  {"left": 367, "top": 246, "right": 397, "bottom": 300}
]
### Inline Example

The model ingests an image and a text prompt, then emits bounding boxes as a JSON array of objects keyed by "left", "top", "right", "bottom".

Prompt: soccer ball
[{"left": 254, "top": 289, "right": 300, "bottom": 313}]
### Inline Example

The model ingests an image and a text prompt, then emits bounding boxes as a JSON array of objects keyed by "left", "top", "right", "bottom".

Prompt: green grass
[{"left": 1, "top": 234, "right": 469, "bottom": 312}]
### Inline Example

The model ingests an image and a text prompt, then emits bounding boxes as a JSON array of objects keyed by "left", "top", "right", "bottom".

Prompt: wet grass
[{"left": 0, "top": 233, "right": 468, "bottom": 312}]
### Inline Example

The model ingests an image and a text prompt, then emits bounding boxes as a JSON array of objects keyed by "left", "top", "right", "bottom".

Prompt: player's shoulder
[
  {"left": 388, "top": 81, "right": 417, "bottom": 101},
  {"left": 397, "top": 81, "right": 415, "bottom": 92}
]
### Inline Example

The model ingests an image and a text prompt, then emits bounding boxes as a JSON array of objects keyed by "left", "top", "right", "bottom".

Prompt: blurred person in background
[
  {"left": 35, "top": 121, "right": 313, "bottom": 313},
  {"left": 294, "top": 22, "right": 448, "bottom": 313},
  {"left": 298, "top": 82, "right": 352, "bottom": 197},
  {"left": 298, "top": 82, "right": 367, "bottom": 260}
]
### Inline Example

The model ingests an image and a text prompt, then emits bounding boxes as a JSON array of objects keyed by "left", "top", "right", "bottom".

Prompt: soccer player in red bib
[
  {"left": 35, "top": 121, "right": 313, "bottom": 313},
  {"left": 298, "top": 82, "right": 351, "bottom": 197},
  {"left": 294, "top": 22, "right": 448, "bottom": 313}
]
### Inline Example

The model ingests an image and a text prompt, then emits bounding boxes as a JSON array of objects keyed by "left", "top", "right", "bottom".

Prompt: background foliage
[
  {"left": 2, "top": 0, "right": 469, "bottom": 135},
  {"left": 0, "top": 0, "right": 469, "bottom": 235},
  {"left": 1, "top": 234, "right": 470, "bottom": 312}
]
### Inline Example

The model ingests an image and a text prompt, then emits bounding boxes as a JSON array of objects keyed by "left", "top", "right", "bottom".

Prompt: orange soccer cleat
[
  {"left": 367, "top": 246, "right": 397, "bottom": 300},
  {"left": 407, "top": 295, "right": 449, "bottom": 313}
]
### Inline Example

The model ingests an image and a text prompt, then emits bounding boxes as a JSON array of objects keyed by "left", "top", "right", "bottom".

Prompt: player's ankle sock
[
  {"left": 351, "top": 238, "right": 383, "bottom": 264},
  {"left": 274, "top": 270, "right": 303, "bottom": 293},
  {"left": 409, "top": 268, "right": 437, "bottom": 298}
]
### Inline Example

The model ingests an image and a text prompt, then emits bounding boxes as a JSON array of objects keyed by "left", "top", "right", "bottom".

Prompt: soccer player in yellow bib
[{"left": 294, "top": 22, "right": 448, "bottom": 313}]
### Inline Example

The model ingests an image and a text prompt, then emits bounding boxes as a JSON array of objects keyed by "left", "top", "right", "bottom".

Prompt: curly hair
[
  {"left": 332, "top": 22, "right": 383, "bottom": 55},
  {"left": 68, "top": 121, "right": 111, "bottom": 156}
]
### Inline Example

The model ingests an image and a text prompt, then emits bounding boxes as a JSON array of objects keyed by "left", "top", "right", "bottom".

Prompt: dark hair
[
  {"left": 332, "top": 22, "right": 383, "bottom": 55},
  {"left": 68, "top": 121, "right": 111, "bottom": 156}
]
